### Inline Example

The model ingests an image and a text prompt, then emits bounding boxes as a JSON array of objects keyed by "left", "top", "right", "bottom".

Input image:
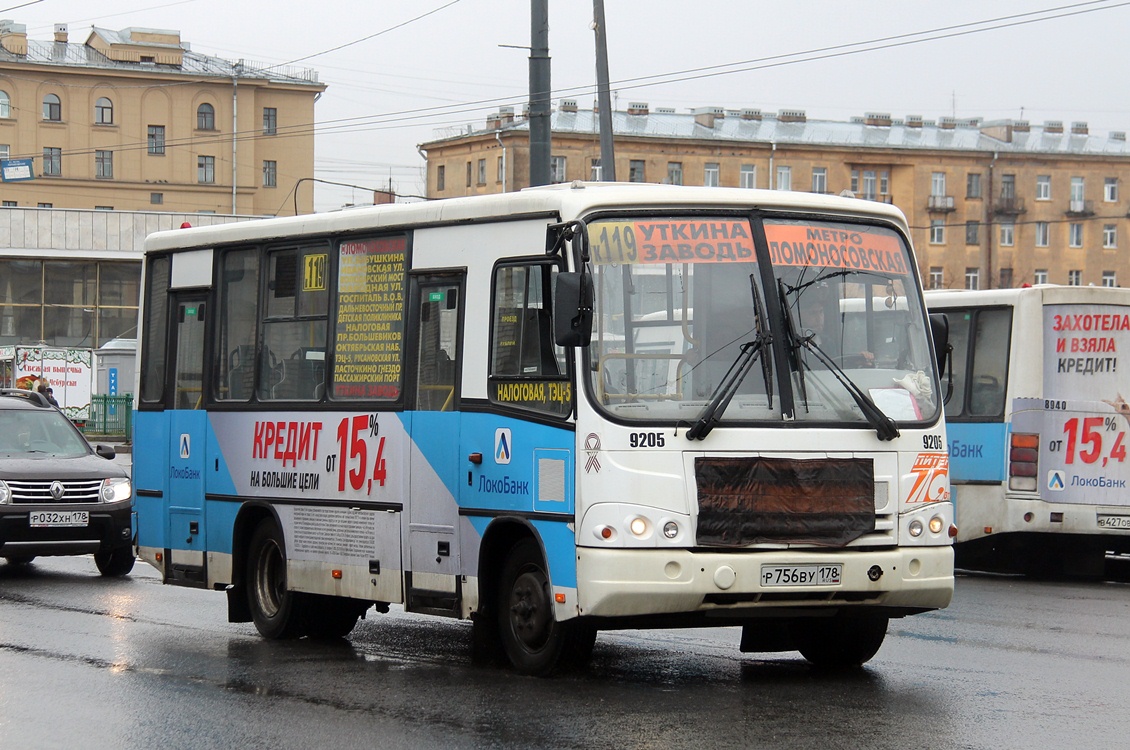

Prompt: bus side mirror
[
  {"left": 554, "top": 271, "right": 593, "bottom": 347},
  {"left": 929, "top": 313, "right": 949, "bottom": 365}
]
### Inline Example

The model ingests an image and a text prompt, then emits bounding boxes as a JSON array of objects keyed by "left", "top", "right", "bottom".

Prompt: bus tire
[
  {"left": 4, "top": 556, "right": 35, "bottom": 567},
  {"left": 94, "top": 545, "right": 135, "bottom": 577},
  {"left": 497, "top": 538, "right": 591, "bottom": 676},
  {"left": 305, "top": 595, "right": 365, "bottom": 640},
  {"left": 247, "top": 518, "right": 306, "bottom": 639},
  {"left": 793, "top": 614, "right": 888, "bottom": 668}
]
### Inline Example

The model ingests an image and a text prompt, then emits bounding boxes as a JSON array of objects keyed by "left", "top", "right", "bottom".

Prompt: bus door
[
  {"left": 405, "top": 273, "right": 465, "bottom": 613},
  {"left": 164, "top": 293, "right": 209, "bottom": 582}
]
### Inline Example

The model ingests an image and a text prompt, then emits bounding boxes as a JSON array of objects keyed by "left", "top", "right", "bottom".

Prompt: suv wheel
[{"left": 95, "top": 546, "right": 135, "bottom": 577}]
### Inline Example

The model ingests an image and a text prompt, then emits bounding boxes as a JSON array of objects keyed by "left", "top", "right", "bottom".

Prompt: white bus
[
  {"left": 133, "top": 183, "right": 953, "bottom": 674},
  {"left": 927, "top": 285, "right": 1130, "bottom": 577}
]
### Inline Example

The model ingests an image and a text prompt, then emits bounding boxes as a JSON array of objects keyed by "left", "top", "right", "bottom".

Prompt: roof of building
[
  {"left": 0, "top": 25, "right": 320, "bottom": 86},
  {"left": 429, "top": 105, "right": 1130, "bottom": 157}
]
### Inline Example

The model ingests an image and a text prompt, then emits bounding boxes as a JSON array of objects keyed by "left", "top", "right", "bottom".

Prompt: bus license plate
[
  {"left": 761, "top": 563, "right": 842, "bottom": 587},
  {"left": 29, "top": 510, "right": 89, "bottom": 528},
  {"left": 1097, "top": 515, "right": 1130, "bottom": 530}
]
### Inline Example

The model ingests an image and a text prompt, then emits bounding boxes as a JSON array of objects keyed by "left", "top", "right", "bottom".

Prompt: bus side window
[{"left": 215, "top": 248, "right": 259, "bottom": 402}]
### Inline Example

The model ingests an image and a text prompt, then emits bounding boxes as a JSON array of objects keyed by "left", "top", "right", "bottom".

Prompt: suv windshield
[
  {"left": 584, "top": 214, "right": 939, "bottom": 428},
  {"left": 0, "top": 408, "right": 91, "bottom": 457}
]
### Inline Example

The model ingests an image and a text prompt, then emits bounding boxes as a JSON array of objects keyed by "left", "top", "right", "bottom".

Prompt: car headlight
[
  {"left": 0, "top": 480, "right": 9, "bottom": 505},
  {"left": 100, "top": 477, "right": 132, "bottom": 503}
]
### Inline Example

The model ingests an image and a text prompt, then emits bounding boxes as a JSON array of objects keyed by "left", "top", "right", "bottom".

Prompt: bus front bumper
[{"left": 575, "top": 545, "right": 953, "bottom": 618}]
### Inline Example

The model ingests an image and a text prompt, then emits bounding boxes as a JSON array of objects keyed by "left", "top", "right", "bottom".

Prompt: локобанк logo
[{"left": 494, "top": 428, "right": 511, "bottom": 464}]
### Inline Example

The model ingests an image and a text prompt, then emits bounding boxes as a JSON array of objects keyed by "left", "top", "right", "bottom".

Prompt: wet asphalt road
[{"left": 1, "top": 554, "right": 1129, "bottom": 750}]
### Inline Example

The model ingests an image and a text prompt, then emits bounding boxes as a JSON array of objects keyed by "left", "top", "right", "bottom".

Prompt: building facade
[
  {"left": 420, "top": 103, "right": 1130, "bottom": 289},
  {"left": 0, "top": 21, "right": 324, "bottom": 216}
]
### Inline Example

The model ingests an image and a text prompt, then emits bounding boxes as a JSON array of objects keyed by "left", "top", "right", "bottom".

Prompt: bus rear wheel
[
  {"left": 247, "top": 518, "right": 306, "bottom": 639},
  {"left": 793, "top": 614, "right": 888, "bottom": 668},
  {"left": 305, "top": 595, "right": 366, "bottom": 640},
  {"left": 497, "top": 538, "right": 595, "bottom": 676}
]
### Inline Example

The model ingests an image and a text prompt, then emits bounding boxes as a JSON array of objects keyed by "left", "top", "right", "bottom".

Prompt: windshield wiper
[
  {"left": 778, "top": 279, "right": 899, "bottom": 441},
  {"left": 686, "top": 275, "right": 773, "bottom": 440}
]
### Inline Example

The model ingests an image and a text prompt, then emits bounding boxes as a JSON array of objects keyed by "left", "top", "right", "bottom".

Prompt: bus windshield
[{"left": 585, "top": 215, "right": 939, "bottom": 427}]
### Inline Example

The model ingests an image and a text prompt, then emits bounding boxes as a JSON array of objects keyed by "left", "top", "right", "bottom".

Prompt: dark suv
[{"left": 0, "top": 389, "right": 134, "bottom": 576}]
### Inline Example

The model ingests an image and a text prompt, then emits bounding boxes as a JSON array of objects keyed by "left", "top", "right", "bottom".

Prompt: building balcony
[
  {"left": 994, "top": 195, "right": 1026, "bottom": 215},
  {"left": 1066, "top": 199, "right": 1094, "bottom": 217},
  {"left": 927, "top": 194, "right": 955, "bottom": 212}
]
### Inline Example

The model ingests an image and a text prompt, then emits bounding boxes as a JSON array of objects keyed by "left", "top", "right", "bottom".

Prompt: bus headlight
[
  {"left": 663, "top": 521, "right": 679, "bottom": 539},
  {"left": 929, "top": 515, "right": 945, "bottom": 535},
  {"left": 100, "top": 477, "right": 132, "bottom": 503},
  {"left": 629, "top": 517, "right": 649, "bottom": 538},
  {"left": 908, "top": 519, "right": 924, "bottom": 537}
]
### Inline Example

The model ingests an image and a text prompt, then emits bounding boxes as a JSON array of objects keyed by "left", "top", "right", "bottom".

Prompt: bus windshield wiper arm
[
  {"left": 686, "top": 275, "right": 773, "bottom": 441},
  {"left": 794, "top": 335, "right": 901, "bottom": 442}
]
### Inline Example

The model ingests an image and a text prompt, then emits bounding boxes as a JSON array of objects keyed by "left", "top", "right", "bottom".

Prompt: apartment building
[
  {"left": 0, "top": 21, "right": 324, "bottom": 215},
  {"left": 420, "top": 103, "right": 1130, "bottom": 289}
]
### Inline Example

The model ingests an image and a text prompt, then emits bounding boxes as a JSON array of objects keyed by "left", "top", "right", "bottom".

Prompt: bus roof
[
  {"left": 924, "top": 285, "right": 1130, "bottom": 308},
  {"left": 143, "top": 182, "right": 911, "bottom": 255}
]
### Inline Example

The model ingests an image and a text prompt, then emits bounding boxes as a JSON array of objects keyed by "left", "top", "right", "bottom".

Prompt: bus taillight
[{"left": 1008, "top": 433, "right": 1040, "bottom": 491}]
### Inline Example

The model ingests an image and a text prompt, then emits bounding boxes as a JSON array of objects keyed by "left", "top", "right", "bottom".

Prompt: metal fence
[{"left": 82, "top": 394, "right": 133, "bottom": 439}]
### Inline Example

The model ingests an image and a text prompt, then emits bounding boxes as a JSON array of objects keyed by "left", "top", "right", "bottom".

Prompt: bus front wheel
[
  {"left": 247, "top": 518, "right": 306, "bottom": 639},
  {"left": 497, "top": 538, "right": 595, "bottom": 676},
  {"left": 792, "top": 614, "right": 888, "bottom": 668}
]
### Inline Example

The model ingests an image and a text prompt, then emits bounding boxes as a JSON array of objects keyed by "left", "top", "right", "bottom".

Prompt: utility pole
[
  {"left": 529, "top": 0, "right": 551, "bottom": 186},
  {"left": 593, "top": 0, "right": 615, "bottom": 181}
]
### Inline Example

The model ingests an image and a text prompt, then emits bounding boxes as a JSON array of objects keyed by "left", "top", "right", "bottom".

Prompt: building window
[
  {"left": 966, "top": 173, "right": 982, "bottom": 199},
  {"left": 1000, "top": 222, "right": 1014, "bottom": 246},
  {"left": 879, "top": 171, "right": 889, "bottom": 196},
  {"left": 198, "top": 155, "right": 215, "bottom": 184},
  {"left": 477, "top": 158, "right": 486, "bottom": 185},
  {"left": 1000, "top": 174, "right": 1016, "bottom": 198},
  {"left": 436, "top": 164, "right": 445, "bottom": 191},
  {"left": 42, "top": 147, "right": 61, "bottom": 176},
  {"left": 465, "top": 161, "right": 471, "bottom": 187},
  {"left": 590, "top": 158, "right": 602, "bottom": 181},
  {"left": 263, "top": 107, "right": 277, "bottom": 135},
  {"left": 931, "top": 172, "right": 946, "bottom": 196},
  {"left": 262, "top": 160, "right": 277, "bottom": 188},
  {"left": 1034, "top": 269, "right": 1049, "bottom": 285},
  {"left": 37, "top": 202, "right": 52, "bottom": 208},
  {"left": 861, "top": 170, "right": 878, "bottom": 200},
  {"left": 1104, "top": 224, "right": 1117, "bottom": 248},
  {"left": 549, "top": 155, "right": 565, "bottom": 183},
  {"left": 1069, "top": 223, "right": 1083, "bottom": 247},
  {"left": 740, "top": 164, "right": 755, "bottom": 189},
  {"left": 1, "top": 201, "right": 15, "bottom": 207},
  {"left": 999, "top": 267, "right": 1013, "bottom": 288},
  {"left": 929, "top": 267, "right": 943, "bottom": 290},
  {"left": 1103, "top": 271, "right": 1117, "bottom": 287},
  {"left": 42, "top": 93, "right": 61, "bottom": 121},
  {"left": 666, "top": 161, "right": 683, "bottom": 185},
  {"left": 1070, "top": 176, "right": 1085, "bottom": 203},
  {"left": 811, "top": 167, "right": 827, "bottom": 194},
  {"left": 629, "top": 159, "right": 645, "bottom": 182},
  {"left": 94, "top": 97, "right": 113, "bottom": 125},
  {"left": 0, "top": 144, "right": 8, "bottom": 160},
  {"left": 0, "top": 90, "right": 9, "bottom": 118},
  {"left": 150, "top": 192, "right": 163, "bottom": 205},
  {"left": 147, "top": 125, "right": 165, "bottom": 155},
  {"left": 95, "top": 150, "right": 113, "bottom": 179},
  {"left": 965, "top": 221, "right": 980, "bottom": 245},
  {"left": 703, "top": 162, "right": 719, "bottom": 187},
  {"left": 496, "top": 156, "right": 503, "bottom": 183},
  {"left": 95, "top": 206, "right": 113, "bottom": 211},
  {"left": 1105, "top": 177, "right": 1119, "bottom": 203},
  {"left": 775, "top": 165, "right": 791, "bottom": 191},
  {"left": 1068, "top": 269, "right": 1082, "bottom": 286},
  {"left": 930, "top": 220, "right": 944, "bottom": 244},
  {"left": 1036, "top": 175, "right": 1051, "bottom": 200},
  {"left": 965, "top": 267, "right": 979, "bottom": 290},
  {"left": 197, "top": 103, "right": 215, "bottom": 130},
  {"left": 1035, "top": 221, "right": 1050, "bottom": 247}
]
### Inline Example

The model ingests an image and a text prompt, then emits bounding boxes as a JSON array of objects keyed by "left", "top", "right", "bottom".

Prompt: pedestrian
[{"left": 37, "top": 378, "right": 59, "bottom": 407}]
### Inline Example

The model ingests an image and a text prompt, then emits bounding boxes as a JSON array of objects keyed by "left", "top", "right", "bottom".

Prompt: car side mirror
[{"left": 95, "top": 444, "right": 117, "bottom": 460}]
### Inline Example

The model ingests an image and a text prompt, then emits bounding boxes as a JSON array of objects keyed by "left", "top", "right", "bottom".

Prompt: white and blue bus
[
  {"left": 927, "top": 285, "right": 1130, "bottom": 577},
  {"left": 133, "top": 183, "right": 953, "bottom": 674}
]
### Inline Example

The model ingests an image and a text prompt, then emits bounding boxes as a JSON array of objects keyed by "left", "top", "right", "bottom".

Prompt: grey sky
[{"left": 14, "top": 0, "right": 1130, "bottom": 211}]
